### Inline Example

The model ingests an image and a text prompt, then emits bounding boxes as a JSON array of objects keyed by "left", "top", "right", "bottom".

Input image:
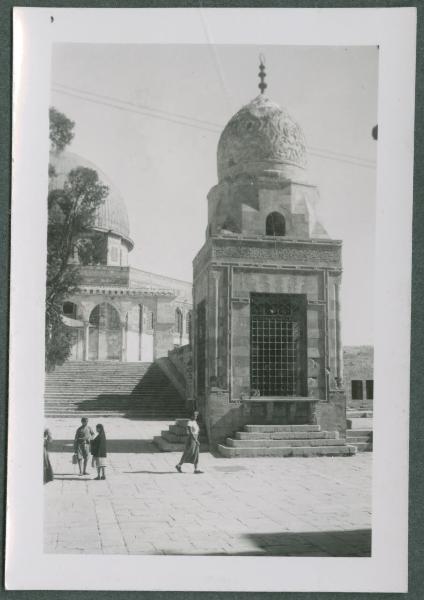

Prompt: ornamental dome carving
[
  {"left": 49, "top": 151, "right": 133, "bottom": 250},
  {"left": 217, "top": 94, "right": 307, "bottom": 181}
]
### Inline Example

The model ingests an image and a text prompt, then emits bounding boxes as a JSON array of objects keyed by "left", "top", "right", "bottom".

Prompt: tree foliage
[
  {"left": 49, "top": 107, "right": 75, "bottom": 153},
  {"left": 46, "top": 108, "right": 108, "bottom": 371}
]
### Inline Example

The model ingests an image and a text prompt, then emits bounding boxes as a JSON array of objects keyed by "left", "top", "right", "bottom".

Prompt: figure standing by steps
[
  {"left": 43, "top": 428, "right": 54, "bottom": 484},
  {"left": 176, "top": 411, "right": 203, "bottom": 474},
  {"left": 90, "top": 424, "right": 108, "bottom": 480},
  {"left": 73, "top": 417, "right": 94, "bottom": 476}
]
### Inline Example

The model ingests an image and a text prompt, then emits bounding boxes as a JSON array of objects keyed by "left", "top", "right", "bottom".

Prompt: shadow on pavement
[
  {"left": 49, "top": 439, "right": 161, "bottom": 453},
  {"left": 52, "top": 476, "right": 91, "bottom": 481},
  {"left": 123, "top": 470, "right": 180, "bottom": 475},
  {"left": 242, "top": 528, "right": 372, "bottom": 556},
  {"left": 158, "top": 528, "right": 371, "bottom": 557}
]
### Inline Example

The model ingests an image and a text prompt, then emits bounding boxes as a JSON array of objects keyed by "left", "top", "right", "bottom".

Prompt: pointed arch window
[{"left": 266, "top": 212, "right": 286, "bottom": 236}]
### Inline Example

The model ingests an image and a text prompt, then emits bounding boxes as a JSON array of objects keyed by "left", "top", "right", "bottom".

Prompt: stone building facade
[
  {"left": 192, "top": 93, "right": 346, "bottom": 444},
  {"left": 50, "top": 151, "right": 192, "bottom": 362}
]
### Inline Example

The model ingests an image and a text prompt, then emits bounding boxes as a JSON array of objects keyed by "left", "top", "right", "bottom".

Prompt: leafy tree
[
  {"left": 46, "top": 108, "right": 108, "bottom": 371},
  {"left": 49, "top": 107, "right": 75, "bottom": 152}
]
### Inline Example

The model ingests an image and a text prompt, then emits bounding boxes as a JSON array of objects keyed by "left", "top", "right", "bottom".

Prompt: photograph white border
[{"left": 6, "top": 7, "right": 416, "bottom": 592}]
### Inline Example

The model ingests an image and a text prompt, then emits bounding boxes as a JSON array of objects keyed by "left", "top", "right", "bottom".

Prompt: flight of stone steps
[
  {"left": 346, "top": 429, "right": 373, "bottom": 452},
  {"left": 44, "top": 361, "right": 186, "bottom": 419},
  {"left": 346, "top": 408, "right": 373, "bottom": 452},
  {"left": 217, "top": 424, "right": 357, "bottom": 458},
  {"left": 153, "top": 419, "right": 208, "bottom": 452}
]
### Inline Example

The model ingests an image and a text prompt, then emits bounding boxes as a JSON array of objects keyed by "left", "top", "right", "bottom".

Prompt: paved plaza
[{"left": 45, "top": 418, "right": 372, "bottom": 557}]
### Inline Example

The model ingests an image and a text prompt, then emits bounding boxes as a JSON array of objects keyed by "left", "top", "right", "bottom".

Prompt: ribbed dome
[
  {"left": 217, "top": 94, "right": 307, "bottom": 181},
  {"left": 49, "top": 151, "right": 133, "bottom": 250}
]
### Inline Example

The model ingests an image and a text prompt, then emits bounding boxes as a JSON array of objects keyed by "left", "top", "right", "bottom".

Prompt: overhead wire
[{"left": 52, "top": 82, "right": 376, "bottom": 170}]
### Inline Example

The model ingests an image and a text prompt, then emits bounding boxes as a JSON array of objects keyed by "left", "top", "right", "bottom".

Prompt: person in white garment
[{"left": 175, "top": 411, "right": 203, "bottom": 474}]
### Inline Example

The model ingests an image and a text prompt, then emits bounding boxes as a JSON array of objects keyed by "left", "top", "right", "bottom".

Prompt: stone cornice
[
  {"left": 194, "top": 236, "right": 342, "bottom": 274},
  {"left": 75, "top": 286, "right": 177, "bottom": 298}
]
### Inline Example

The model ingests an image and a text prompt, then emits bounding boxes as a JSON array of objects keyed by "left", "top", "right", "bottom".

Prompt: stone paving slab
[{"left": 44, "top": 417, "right": 372, "bottom": 557}]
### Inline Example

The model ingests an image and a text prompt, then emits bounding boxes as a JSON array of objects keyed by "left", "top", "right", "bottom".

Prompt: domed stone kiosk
[
  {"left": 192, "top": 80, "right": 348, "bottom": 453},
  {"left": 50, "top": 151, "right": 192, "bottom": 363}
]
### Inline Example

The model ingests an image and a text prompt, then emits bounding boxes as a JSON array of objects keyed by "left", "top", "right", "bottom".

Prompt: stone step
[
  {"left": 44, "top": 396, "right": 183, "bottom": 403},
  {"left": 153, "top": 436, "right": 184, "bottom": 452},
  {"left": 153, "top": 436, "right": 208, "bottom": 453},
  {"left": 347, "top": 437, "right": 372, "bottom": 444},
  {"left": 244, "top": 424, "right": 321, "bottom": 433},
  {"left": 235, "top": 430, "right": 337, "bottom": 440},
  {"left": 346, "top": 435, "right": 372, "bottom": 443},
  {"left": 217, "top": 444, "right": 357, "bottom": 458},
  {"left": 350, "top": 442, "right": 373, "bottom": 452},
  {"left": 44, "top": 411, "right": 179, "bottom": 421},
  {"left": 225, "top": 437, "right": 346, "bottom": 448},
  {"left": 169, "top": 423, "right": 192, "bottom": 435},
  {"left": 48, "top": 364, "right": 148, "bottom": 367},
  {"left": 46, "top": 381, "right": 163, "bottom": 387},
  {"left": 45, "top": 410, "right": 182, "bottom": 417},
  {"left": 45, "top": 359, "right": 187, "bottom": 420},
  {"left": 46, "top": 382, "right": 152, "bottom": 386},
  {"left": 347, "top": 410, "right": 373, "bottom": 418},
  {"left": 346, "top": 429, "right": 372, "bottom": 438},
  {"left": 161, "top": 430, "right": 208, "bottom": 444}
]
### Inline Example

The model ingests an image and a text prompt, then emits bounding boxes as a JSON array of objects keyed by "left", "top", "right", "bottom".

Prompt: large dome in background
[
  {"left": 217, "top": 94, "right": 307, "bottom": 181},
  {"left": 49, "top": 151, "right": 133, "bottom": 250}
]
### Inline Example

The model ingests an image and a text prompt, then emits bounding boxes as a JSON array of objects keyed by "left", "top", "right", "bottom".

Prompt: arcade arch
[{"left": 88, "top": 302, "right": 122, "bottom": 361}]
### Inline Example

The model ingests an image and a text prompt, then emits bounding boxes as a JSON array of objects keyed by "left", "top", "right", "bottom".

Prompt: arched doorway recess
[{"left": 88, "top": 303, "right": 122, "bottom": 361}]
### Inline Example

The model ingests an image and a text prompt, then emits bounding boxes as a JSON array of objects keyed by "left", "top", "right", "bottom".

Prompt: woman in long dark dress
[
  {"left": 90, "top": 424, "right": 107, "bottom": 480},
  {"left": 175, "top": 411, "right": 203, "bottom": 474},
  {"left": 43, "top": 428, "right": 54, "bottom": 484}
]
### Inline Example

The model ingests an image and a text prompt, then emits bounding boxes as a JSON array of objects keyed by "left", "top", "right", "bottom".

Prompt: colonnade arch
[{"left": 88, "top": 302, "right": 123, "bottom": 361}]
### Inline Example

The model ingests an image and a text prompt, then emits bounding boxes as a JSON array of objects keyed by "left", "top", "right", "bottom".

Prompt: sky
[{"left": 51, "top": 44, "right": 378, "bottom": 345}]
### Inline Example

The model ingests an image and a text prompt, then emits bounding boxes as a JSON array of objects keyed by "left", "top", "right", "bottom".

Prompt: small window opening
[
  {"left": 351, "top": 380, "right": 364, "bottom": 400},
  {"left": 266, "top": 212, "right": 286, "bottom": 236},
  {"left": 63, "top": 302, "right": 77, "bottom": 319},
  {"left": 366, "top": 380, "right": 374, "bottom": 400}
]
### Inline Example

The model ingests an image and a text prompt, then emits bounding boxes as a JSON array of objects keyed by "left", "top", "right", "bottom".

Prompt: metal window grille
[{"left": 250, "top": 295, "right": 304, "bottom": 397}]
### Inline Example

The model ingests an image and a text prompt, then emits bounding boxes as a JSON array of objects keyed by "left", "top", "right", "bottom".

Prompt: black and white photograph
[{"left": 6, "top": 7, "right": 415, "bottom": 593}]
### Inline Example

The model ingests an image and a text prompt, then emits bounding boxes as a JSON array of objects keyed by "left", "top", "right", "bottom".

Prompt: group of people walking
[
  {"left": 43, "top": 417, "right": 108, "bottom": 483},
  {"left": 44, "top": 411, "right": 203, "bottom": 483}
]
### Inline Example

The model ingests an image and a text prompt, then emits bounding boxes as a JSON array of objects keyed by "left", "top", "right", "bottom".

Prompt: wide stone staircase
[
  {"left": 217, "top": 424, "right": 357, "bottom": 458},
  {"left": 153, "top": 418, "right": 208, "bottom": 452},
  {"left": 44, "top": 361, "right": 186, "bottom": 419}
]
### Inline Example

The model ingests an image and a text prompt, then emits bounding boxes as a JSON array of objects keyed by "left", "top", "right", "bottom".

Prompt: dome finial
[{"left": 258, "top": 54, "right": 267, "bottom": 94}]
